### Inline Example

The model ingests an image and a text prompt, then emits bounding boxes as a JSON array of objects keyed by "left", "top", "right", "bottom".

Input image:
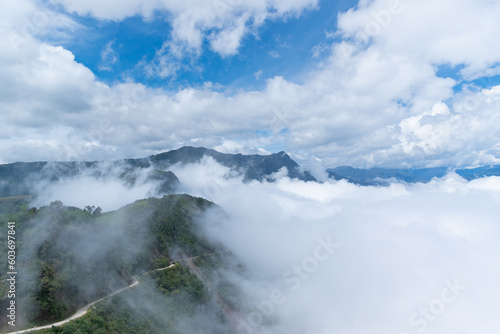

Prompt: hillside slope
[{"left": 0, "top": 194, "right": 221, "bottom": 332}]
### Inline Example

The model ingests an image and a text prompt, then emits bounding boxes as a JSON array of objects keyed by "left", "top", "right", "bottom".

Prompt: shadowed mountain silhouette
[
  {"left": 327, "top": 165, "right": 500, "bottom": 185},
  {"left": 0, "top": 146, "right": 315, "bottom": 197}
]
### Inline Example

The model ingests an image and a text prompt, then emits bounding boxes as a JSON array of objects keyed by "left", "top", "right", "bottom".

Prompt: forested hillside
[{"left": 0, "top": 194, "right": 237, "bottom": 333}]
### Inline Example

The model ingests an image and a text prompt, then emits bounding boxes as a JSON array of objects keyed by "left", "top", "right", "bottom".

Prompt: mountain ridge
[
  {"left": 0, "top": 146, "right": 316, "bottom": 198},
  {"left": 327, "top": 165, "right": 500, "bottom": 185},
  {"left": 2, "top": 147, "right": 500, "bottom": 198}
]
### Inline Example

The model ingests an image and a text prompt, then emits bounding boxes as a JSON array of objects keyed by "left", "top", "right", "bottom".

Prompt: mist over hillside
[
  {"left": 2, "top": 151, "right": 500, "bottom": 333},
  {"left": 1, "top": 194, "right": 233, "bottom": 333},
  {"left": 0, "top": 147, "right": 316, "bottom": 211},
  {"left": 2, "top": 146, "right": 500, "bottom": 211},
  {"left": 172, "top": 159, "right": 500, "bottom": 334}
]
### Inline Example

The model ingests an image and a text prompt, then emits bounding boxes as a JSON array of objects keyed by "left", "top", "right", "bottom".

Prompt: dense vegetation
[
  {"left": 35, "top": 264, "right": 232, "bottom": 334},
  {"left": 0, "top": 194, "right": 220, "bottom": 332},
  {"left": 193, "top": 253, "right": 246, "bottom": 311},
  {"left": 0, "top": 196, "right": 32, "bottom": 216},
  {"left": 0, "top": 147, "right": 321, "bottom": 334}
]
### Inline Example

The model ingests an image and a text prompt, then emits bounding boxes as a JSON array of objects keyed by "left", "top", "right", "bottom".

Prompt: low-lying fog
[{"left": 32, "top": 157, "right": 500, "bottom": 333}]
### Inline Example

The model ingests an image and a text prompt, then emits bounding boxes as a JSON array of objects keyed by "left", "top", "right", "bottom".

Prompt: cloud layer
[
  {"left": 187, "top": 160, "right": 500, "bottom": 334},
  {"left": 1, "top": 0, "right": 500, "bottom": 168},
  {"left": 23, "top": 156, "right": 500, "bottom": 332}
]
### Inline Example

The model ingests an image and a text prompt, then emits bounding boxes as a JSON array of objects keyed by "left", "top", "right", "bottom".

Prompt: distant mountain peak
[
  {"left": 326, "top": 165, "right": 500, "bottom": 185},
  {"left": 0, "top": 146, "right": 316, "bottom": 198},
  {"left": 149, "top": 146, "right": 315, "bottom": 182}
]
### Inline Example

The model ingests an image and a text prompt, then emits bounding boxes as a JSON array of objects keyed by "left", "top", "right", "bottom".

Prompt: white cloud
[
  {"left": 209, "top": 14, "right": 250, "bottom": 56},
  {"left": 12, "top": 155, "right": 500, "bottom": 332},
  {"left": 382, "top": 86, "right": 500, "bottom": 167},
  {"left": 171, "top": 160, "right": 500, "bottom": 333},
  {"left": 99, "top": 40, "right": 119, "bottom": 72},
  {"left": 24, "top": 156, "right": 500, "bottom": 333},
  {"left": 30, "top": 161, "right": 178, "bottom": 210},
  {"left": 311, "top": 42, "right": 330, "bottom": 58},
  {"left": 254, "top": 69, "right": 263, "bottom": 80},
  {"left": 214, "top": 139, "right": 267, "bottom": 155},
  {"left": 1, "top": 0, "right": 82, "bottom": 53},
  {"left": 337, "top": 0, "right": 500, "bottom": 80},
  {"left": 140, "top": 41, "right": 188, "bottom": 79},
  {"left": 1, "top": 0, "right": 500, "bottom": 169},
  {"left": 32, "top": 175, "right": 154, "bottom": 211},
  {"left": 269, "top": 50, "right": 280, "bottom": 58},
  {"left": 52, "top": 0, "right": 319, "bottom": 57}
]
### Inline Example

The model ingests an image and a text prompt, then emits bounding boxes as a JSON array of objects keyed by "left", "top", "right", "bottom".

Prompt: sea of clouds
[{"left": 32, "top": 157, "right": 500, "bottom": 333}]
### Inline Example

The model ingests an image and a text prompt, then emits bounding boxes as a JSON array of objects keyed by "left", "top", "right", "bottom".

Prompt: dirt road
[{"left": 6, "top": 264, "right": 176, "bottom": 334}]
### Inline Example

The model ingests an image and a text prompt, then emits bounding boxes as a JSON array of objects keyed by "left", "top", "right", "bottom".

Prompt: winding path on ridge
[{"left": 7, "top": 264, "right": 176, "bottom": 334}]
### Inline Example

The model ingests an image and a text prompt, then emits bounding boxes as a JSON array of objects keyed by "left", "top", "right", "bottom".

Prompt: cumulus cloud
[
  {"left": 337, "top": 0, "right": 500, "bottom": 80},
  {"left": 1, "top": 0, "right": 500, "bottom": 169}
]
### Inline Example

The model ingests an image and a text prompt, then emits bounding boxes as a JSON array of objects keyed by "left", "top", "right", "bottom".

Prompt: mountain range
[
  {"left": 0, "top": 146, "right": 315, "bottom": 199},
  {"left": 1, "top": 146, "right": 500, "bottom": 200},
  {"left": 327, "top": 165, "right": 500, "bottom": 185},
  {"left": 1, "top": 147, "right": 500, "bottom": 333}
]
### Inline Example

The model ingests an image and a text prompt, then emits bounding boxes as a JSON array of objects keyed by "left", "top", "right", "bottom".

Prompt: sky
[{"left": 1, "top": 0, "right": 500, "bottom": 168}]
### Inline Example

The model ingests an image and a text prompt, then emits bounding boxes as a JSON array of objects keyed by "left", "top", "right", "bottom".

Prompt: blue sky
[
  {"left": 1, "top": 0, "right": 500, "bottom": 168},
  {"left": 50, "top": 0, "right": 500, "bottom": 93},
  {"left": 60, "top": 0, "right": 354, "bottom": 90}
]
